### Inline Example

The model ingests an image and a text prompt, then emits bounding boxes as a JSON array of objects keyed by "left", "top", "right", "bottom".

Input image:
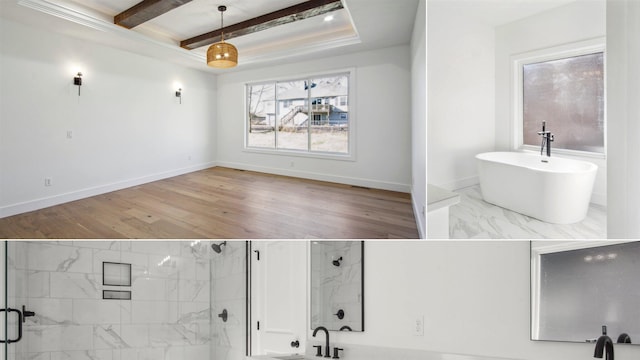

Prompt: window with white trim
[
  {"left": 516, "top": 42, "right": 606, "bottom": 156},
  {"left": 246, "top": 72, "right": 351, "bottom": 156}
]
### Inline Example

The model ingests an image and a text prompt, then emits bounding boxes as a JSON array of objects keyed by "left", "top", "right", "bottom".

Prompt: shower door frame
[
  {"left": 1, "top": 241, "right": 29, "bottom": 360},
  {"left": 1, "top": 241, "right": 6, "bottom": 360}
]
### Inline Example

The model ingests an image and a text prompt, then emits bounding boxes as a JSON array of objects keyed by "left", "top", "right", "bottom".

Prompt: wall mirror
[
  {"left": 531, "top": 241, "right": 640, "bottom": 345},
  {"left": 310, "top": 241, "right": 364, "bottom": 332}
]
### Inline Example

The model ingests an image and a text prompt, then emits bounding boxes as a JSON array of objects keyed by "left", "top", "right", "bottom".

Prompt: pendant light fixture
[{"left": 207, "top": 5, "right": 238, "bottom": 68}]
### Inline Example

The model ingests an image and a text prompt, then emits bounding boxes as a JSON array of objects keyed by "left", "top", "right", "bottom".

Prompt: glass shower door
[{"left": 2, "top": 241, "right": 32, "bottom": 360}]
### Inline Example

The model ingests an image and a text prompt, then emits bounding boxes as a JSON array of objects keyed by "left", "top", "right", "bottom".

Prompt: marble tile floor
[{"left": 449, "top": 185, "right": 607, "bottom": 239}]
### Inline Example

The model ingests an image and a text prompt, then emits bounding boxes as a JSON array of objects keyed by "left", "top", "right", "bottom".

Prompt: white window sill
[
  {"left": 243, "top": 147, "right": 356, "bottom": 162},
  {"left": 520, "top": 145, "right": 606, "bottom": 160}
]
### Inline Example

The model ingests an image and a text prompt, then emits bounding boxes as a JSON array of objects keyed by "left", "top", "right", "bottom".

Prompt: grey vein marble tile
[
  {"left": 176, "top": 305, "right": 210, "bottom": 324},
  {"left": 49, "top": 350, "right": 112, "bottom": 360},
  {"left": 449, "top": 185, "right": 607, "bottom": 239},
  {"left": 94, "top": 325, "right": 130, "bottom": 350},
  {"left": 25, "top": 298, "right": 73, "bottom": 325},
  {"left": 25, "top": 243, "right": 92, "bottom": 273},
  {"left": 25, "top": 325, "right": 94, "bottom": 352},
  {"left": 50, "top": 273, "right": 101, "bottom": 299}
]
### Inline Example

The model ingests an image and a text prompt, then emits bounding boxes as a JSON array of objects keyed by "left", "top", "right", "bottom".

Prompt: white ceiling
[
  {"left": 0, "top": 0, "right": 420, "bottom": 73},
  {"left": 0, "top": 0, "right": 594, "bottom": 73}
]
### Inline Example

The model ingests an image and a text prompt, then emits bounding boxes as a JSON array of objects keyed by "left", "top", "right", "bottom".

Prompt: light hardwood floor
[{"left": 0, "top": 167, "right": 419, "bottom": 239}]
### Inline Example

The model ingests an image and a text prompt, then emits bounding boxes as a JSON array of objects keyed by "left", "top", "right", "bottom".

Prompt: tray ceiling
[{"left": 1, "top": 0, "right": 423, "bottom": 72}]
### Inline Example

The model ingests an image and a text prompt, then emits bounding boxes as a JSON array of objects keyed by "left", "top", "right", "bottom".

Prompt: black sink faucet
[
  {"left": 594, "top": 326, "right": 614, "bottom": 360},
  {"left": 312, "top": 326, "right": 331, "bottom": 358},
  {"left": 537, "top": 120, "right": 554, "bottom": 157},
  {"left": 616, "top": 333, "right": 631, "bottom": 344}
]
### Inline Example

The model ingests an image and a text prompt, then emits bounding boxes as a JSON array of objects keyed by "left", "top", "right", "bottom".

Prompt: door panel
[{"left": 252, "top": 241, "right": 307, "bottom": 355}]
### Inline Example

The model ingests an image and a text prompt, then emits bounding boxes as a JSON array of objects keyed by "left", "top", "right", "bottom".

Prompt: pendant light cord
[{"left": 219, "top": 6, "right": 226, "bottom": 42}]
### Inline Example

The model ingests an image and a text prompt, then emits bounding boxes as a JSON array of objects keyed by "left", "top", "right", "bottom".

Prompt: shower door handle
[{"left": 0, "top": 307, "right": 23, "bottom": 343}]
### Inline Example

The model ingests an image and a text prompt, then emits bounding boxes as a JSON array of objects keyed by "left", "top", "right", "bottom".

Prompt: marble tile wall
[
  {"left": 311, "top": 241, "right": 363, "bottom": 331},
  {"left": 210, "top": 241, "right": 247, "bottom": 360},
  {"left": 6, "top": 240, "right": 212, "bottom": 360}
]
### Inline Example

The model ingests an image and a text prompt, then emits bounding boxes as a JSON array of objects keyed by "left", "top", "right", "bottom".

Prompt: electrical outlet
[
  {"left": 44, "top": 178, "right": 52, "bottom": 187},
  {"left": 414, "top": 316, "right": 424, "bottom": 336},
  {"left": 66, "top": 130, "right": 73, "bottom": 139}
]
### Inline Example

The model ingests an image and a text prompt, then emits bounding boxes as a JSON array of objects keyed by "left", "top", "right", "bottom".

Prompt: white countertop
[{"left": 247, "top": 354, "right": 310, "bottom": 360}]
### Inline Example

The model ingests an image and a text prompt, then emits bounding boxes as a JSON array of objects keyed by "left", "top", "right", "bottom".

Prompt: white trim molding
[
  {"left": 412, "top": 189, "right": 425, "bottom": 239},
  {"left": 17, "top": 0, "right": 205, "bottom": 63},
  {"left": 244, "top": 68, "right": 357, "bottom": 161},
  {"left": 216, "top": 161, "right": 411, "bottom": 193}
]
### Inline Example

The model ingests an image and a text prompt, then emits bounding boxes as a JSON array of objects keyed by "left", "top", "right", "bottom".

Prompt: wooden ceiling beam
[
  {"left": 115, "top": 0, "right": 193, "bottom": 29},
  {"left": 180, "top": 0, "right": 344, "bottom": 50}
]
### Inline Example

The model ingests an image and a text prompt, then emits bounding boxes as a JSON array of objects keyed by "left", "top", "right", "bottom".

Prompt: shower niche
[{"left": 310, "top": 241, "right": 364, "bottom": 332}]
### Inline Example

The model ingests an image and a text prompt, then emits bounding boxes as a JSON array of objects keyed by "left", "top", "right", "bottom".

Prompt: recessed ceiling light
[{"left": 324, "top": 15, "right": 334, "bottom": 22}]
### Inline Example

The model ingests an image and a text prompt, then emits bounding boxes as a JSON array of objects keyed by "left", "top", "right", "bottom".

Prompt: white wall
[
  {"left": 606, "top": 0, "right": 640, "bottom": 238},
  {"left": 215, "top": 45, "right": 413, "bottom": 193},
  {"left": 0, "top": 18, "right": 217, "bottom": 217},
  {"left": 411, "top": 0, "right": 427, "bottom": 238},
  {"left": 315, "top": 241, "right": 640, "bottom": 360},
  {"left": 427, "top": 4, "right": 496, "bottom": 190},
  {"left": 495, "top": 1, "right": 607, "bottom": 205}
]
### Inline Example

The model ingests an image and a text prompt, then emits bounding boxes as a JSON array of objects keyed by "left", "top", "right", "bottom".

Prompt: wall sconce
[
  {"left": 175, "top": 88, "right": 182, "bottom": 104},
  {"left": 73, "top": 72, "right": 83, "bottom": 96}
]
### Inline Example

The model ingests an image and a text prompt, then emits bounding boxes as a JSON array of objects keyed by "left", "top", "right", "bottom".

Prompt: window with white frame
[
  {"left": 246, "top": 72, "right": 351, "bottom": 156},
  {"left": 517, "top": 44, "right": 605, "bottom": 155}
]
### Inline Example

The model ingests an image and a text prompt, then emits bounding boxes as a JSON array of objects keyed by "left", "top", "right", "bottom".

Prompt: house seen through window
[
  {"left": 246, "top": 73, "right": 350, "bottom": 155},
  {"left": 522, "top": 52, "right": 605, "bottom": 154}
]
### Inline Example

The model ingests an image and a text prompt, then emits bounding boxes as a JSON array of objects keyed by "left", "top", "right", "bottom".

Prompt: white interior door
[{"left": 251, "top": 241, "right": 307, "bottom": 356}]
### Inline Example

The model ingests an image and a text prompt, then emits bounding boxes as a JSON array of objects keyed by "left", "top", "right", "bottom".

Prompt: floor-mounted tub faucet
[
  {"left": 537, "top": 120, "right": 554, "bottom": 157},
  {"left": 594, "top": 326, "right": 614, "bottom": 360}
]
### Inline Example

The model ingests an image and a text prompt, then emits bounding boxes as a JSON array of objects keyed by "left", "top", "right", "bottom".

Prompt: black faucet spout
[
  {"left": 594, "top": 335, "right": 614, "bottom": 360},
  {"left": 312, "top": 326, "right": 331, "bottom": 358}
]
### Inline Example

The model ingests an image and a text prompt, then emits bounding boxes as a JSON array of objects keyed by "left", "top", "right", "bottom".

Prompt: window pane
[
  {"left": 277, "top": 80, "right": 309, "bottom": 151},
  {"left": 523, "top": 52, "right": 604, "bottom": 153},
  {"left": 310, "top": 74, "right": 349, "bottom": 153},
  {"left": 247, "top": 83, "right": 276, "bottom": 148}
]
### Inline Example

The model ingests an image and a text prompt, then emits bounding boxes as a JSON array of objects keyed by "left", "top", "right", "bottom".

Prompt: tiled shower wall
[
  {"left": 210, "top": 241, "right": 246, "bottom": 360},
  {"left": 7, "top": 241, "right": 211, "bottom": 360}
]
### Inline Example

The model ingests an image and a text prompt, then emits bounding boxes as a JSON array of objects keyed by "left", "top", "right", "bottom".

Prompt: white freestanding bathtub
[{"left": 476, "top": 152, "right": 597, "bottom": 224}]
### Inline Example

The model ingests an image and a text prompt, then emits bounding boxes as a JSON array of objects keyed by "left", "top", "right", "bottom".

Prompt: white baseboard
[
  {"left": 436, "top": 175, "right": 479, "bottom": 191},
  {"left": 590, "top": 192, "right": 606, "bottom": 207},
  {"left": 0, "top": 162, "right": 217, "bottom": 219},
  {"left": 216, "top": 161, "right": 412, "bottom": 193},
  {"left": 411, "top": 189, "right": 425, "bottom": 239}
]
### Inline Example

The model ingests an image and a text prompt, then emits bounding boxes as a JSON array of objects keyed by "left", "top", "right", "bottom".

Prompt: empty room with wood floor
[{"left": 0, "top": 0, "right": 426, "bottom": 238}]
